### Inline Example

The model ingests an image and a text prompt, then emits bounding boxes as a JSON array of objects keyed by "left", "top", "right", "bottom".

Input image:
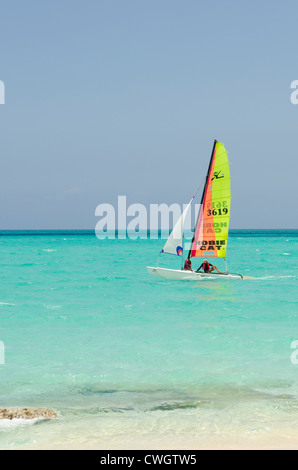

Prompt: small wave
[
  {"left": 257, "top": 275, "right": 296, "bottom": 280},
  {"left": 282, "top": 253, "right": 291, "bottom": 256},
  {"left": 0, "top": 417, "right": 43, "bottom": 428},
  {"left": 80, "top": 388, "right": 132, "bottom": 396},
  {"left": 96, "top": 275, "right": 127, "bottom": 281},
  {"left": 42, "top": 249, "right": 57, "bottom": 253},
  {"left": 0, "top": 302, "right": 15, "bottom": 306},
  {"left": 79, "top": 387, "right": 167, "bottom": 396},
  {"left": 43, "top": 304, "right": 62, "bottom": 309}
]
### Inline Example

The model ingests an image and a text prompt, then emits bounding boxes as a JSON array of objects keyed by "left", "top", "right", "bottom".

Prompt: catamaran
[{"left": 147, "top": 140, "right": 243, "bottom": 280}]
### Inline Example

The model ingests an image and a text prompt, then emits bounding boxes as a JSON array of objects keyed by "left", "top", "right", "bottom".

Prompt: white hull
[{"left": 147, "top": 266, "right": 243, "bottom": 280}]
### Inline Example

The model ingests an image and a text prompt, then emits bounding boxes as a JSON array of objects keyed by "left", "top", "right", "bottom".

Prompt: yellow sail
[{"left": 188, "top": 141, "right": 231, "bottom": 258}]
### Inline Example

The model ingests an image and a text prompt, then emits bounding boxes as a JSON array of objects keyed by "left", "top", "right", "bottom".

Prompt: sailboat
[{"left": 147, "top": 140, "right": 243, "bottom": 280}]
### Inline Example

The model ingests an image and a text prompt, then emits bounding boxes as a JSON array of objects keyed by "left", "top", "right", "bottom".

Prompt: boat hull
[{"left": 147, "top": 266, "right": 243, "bottom": 280}]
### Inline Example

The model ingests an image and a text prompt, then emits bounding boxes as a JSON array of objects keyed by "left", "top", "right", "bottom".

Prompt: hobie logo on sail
[{"left": 211, "top": 170, "right": 224, "bottom": 180}]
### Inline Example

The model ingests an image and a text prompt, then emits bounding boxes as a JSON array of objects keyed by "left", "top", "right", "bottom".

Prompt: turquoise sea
[{"left": 0, "top": 230, "right": 297, "bottom": 449}]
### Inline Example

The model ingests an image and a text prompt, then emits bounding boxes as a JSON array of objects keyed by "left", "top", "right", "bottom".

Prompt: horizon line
[{"left": 0, "top": 228, "right": 297, "bottom": 234}]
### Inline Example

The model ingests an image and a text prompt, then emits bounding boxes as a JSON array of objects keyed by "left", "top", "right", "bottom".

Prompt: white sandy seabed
[{"left": 1, "top": 404, "right": 298, "bottom": 450}]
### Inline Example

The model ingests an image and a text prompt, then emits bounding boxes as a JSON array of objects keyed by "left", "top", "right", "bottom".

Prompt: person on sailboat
[
  {"left": 184, "top": 259, "right": 192, "bottom": 270},
  {"left": 196, "top": 259, "right": 221, "bottom": 274}
]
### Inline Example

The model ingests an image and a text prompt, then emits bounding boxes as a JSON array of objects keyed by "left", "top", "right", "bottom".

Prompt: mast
[
  {"left": 181, "top": 209, "right": 184, "bottom": 269},
  {"left": 187, "top": 139, "right": 217, "bottom": 260}
]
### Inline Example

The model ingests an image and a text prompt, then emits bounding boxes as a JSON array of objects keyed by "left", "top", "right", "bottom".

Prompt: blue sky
[{"left": 0, "top": 0, "right": 297, "bottom": 229}]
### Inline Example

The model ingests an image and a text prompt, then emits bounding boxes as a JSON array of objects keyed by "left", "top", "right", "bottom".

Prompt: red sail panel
[{"left": 189, "top": 145, "right": 217, "bottom": 257}]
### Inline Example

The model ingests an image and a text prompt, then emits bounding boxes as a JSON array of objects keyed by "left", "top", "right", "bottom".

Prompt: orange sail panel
[{"left": 189, "top": 141, "right": 231, "bottom": 258}]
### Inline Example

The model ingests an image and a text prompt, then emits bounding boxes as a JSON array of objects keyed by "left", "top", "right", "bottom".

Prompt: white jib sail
[{"left": 161, "top": 199, "right": 192, "bottom": 256}]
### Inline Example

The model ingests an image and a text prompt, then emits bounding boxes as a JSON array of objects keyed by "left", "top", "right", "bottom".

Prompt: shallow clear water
[{"left": 0, "top": 231, "right": 297, "bottom": 449}]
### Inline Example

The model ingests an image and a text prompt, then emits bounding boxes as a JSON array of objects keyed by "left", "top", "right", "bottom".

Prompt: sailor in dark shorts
[{"left": 196, "top": 259, "right": 221, "bottom": 274}]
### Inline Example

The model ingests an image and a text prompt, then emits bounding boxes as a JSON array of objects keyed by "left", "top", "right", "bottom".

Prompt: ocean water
[{"left": 0, "top": 230, "right": 297, "bottom": 449}]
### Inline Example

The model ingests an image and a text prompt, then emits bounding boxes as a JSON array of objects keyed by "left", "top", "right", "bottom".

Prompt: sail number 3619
[
  {"left": 207, "top": 208, "right": 228, "bottom": 216},
  {"left": 206, "top": 200, "right": 229, "bottom": 216}
]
